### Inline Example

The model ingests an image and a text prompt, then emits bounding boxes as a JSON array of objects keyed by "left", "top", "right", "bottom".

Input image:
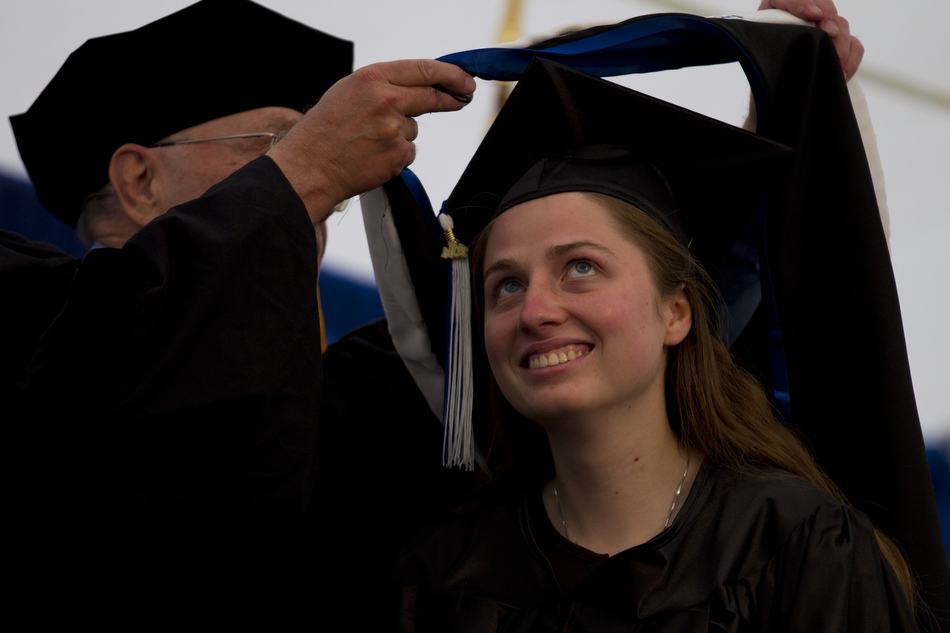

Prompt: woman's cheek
[{"left": 484, "top": 316, "right": 514, "bottom": 382}]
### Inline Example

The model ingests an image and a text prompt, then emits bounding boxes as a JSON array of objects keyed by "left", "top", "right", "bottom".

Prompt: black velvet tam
[
  {"left": 10, "top": 0, "right": 352, "bottom": 226},
  {"left": 445, "top": 58, "right": 791, "bottom": 270}
]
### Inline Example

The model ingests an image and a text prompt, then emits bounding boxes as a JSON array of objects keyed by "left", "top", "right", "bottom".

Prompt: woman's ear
[
  {"left": 664, "top": 286, "right": 692, "bottom": 346},
  {"left": 108, "top": 143, "right": 166, "bottom": 227}
]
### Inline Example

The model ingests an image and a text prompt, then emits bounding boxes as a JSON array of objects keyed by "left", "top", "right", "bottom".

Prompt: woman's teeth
[{"left": 528, "top": 348, "right": 585, "bottom": 370}]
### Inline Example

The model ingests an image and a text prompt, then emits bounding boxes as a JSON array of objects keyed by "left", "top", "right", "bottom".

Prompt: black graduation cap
[
  {"left": 10, "top": 0, "right": 353, "bottom": 226},
  {"left": 443, "top": 57, "right": 792, "bottom": 270}
]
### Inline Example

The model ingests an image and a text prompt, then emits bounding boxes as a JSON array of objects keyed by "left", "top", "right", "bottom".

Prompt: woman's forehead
[{"left": 484, "top": 193, "right": 631, "bottom": 265}]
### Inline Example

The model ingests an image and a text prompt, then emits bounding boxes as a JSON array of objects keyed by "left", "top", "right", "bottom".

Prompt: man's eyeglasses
[
  {"left": 151, "top": 131, "right": 289, "bottom": 149},
  {"left": 150, "top": 130, "right": 352, "bottom": 213}
]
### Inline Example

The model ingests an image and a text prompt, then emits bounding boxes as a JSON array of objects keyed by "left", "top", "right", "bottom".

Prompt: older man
[{"left": 3, "top": 0, "right": 474, "bottom": 585}]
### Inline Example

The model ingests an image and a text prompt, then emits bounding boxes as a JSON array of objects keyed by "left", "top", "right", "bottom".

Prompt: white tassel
[{"left": 439, "top": 214, "right": 474, "bottom": 470}]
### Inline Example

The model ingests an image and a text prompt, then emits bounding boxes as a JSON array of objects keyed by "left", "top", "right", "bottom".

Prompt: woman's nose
[{"left": 519, "top": 282, "right": 566, "bottom": 333}]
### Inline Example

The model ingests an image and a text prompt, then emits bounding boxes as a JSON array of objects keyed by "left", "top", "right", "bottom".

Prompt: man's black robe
[
  {"left": 4, "top": 156, "right": 321, "bottom": 521},
  {"left": 2, "top": 156, "right": 473, "bottom": 613}
]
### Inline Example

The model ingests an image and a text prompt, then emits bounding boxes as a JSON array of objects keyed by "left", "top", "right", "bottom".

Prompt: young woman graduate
[{"left": 386, "top": 59, "right": 919, "bottom": 632}]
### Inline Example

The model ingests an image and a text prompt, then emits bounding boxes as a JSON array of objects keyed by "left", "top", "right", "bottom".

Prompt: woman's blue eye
[
  {"left": 568, "top": 261, "right": 595, "bottom": 278},
  {"left": 498, "top": 279, "right": 523, "bottom": 297}
]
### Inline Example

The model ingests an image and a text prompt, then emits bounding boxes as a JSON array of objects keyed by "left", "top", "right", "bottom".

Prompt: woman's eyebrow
[
  {"left": 546, "top": 241, "right": 616, "bottom": 260},
  {"left": 484, "top": 258, "right": 517, "bottom": 280}
]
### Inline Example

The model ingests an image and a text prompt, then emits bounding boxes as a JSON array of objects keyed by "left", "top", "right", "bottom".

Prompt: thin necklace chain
[
  {"left": 664, "top": 449, "right": 691, "bottom": 528},
  {"left": 553, "top": 480, "right": 569, "bottom": 540},
  {"left": 553, "top": 448, "right": 691, "bottom": 542}
]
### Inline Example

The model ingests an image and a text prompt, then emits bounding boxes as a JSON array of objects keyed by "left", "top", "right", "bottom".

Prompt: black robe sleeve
[{"left": 13, "top": 156, "right": 322, "bottom": 527}]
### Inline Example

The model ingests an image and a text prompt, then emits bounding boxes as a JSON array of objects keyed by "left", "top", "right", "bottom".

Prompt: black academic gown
[
  {"left": 397, "top": 464, "right": 918, "bottom": 633},
  {"left": 4, "top": 156, "right": 323, "bottom": 594},
  {"left": 316, "top": 320, "right": 476, "bottom": 620}
]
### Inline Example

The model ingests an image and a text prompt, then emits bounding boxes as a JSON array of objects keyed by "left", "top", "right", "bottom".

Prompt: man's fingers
[
  {"left": 842, "top": 36, "right": 864, "bottom": 81},
  {"left": 830, "top": 15, "right": 849, "bottom": 66},
  {"left": 758, "top": 0, "right": 860, "bottom": 80},
  {"left": 759, "top": 0, "right": 824, "bottom": 22},
  {"left": 404, "top": 142, "right": 417, "bottom": 169},
  {"left": 397, "top": 85, "right": 473, "bottom": 117},
  {"left": 356, "top": 60, "right": 475, "bottom": 117},
  {"left": 383, "top": 59, "right": 476, "bottom": 95},
  {"left": 405, "top": 116, "right": 419, "bottom": 143},
  {"left": 432, "top": 84, "right": 472, "bottom": 104},
  {"left": 819, "top": 17, "right": 840, "bottom": 39}
]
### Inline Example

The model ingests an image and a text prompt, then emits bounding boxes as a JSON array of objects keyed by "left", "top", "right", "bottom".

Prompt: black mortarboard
[
  {"left": 10, "top": 0, "right": 353, "bottom": 226},
  {"left": 443, "top": 57, "right": 792, "bottom": 271}
]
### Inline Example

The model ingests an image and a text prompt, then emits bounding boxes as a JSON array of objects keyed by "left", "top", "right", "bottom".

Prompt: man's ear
[
  {"left": 108, "top": 143, "right": 166, "bottom": 227},
  {"left": 664, "top": 287, "right": 692, "bottom": 347}
]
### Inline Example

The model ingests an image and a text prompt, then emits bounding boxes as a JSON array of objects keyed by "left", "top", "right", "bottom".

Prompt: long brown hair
[{"left": 469, "top": 192, "right": 915, "bottom": 604}]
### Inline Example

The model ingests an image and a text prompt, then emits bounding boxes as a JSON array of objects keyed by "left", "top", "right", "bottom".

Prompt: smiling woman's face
[{"left": 481, "top": 192, "right": 691, "bottom": 425}]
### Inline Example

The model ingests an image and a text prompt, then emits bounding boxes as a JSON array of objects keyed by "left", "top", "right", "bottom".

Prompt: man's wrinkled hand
[{"left": 269, "top": 59, "right": 475, "bottom": 225}]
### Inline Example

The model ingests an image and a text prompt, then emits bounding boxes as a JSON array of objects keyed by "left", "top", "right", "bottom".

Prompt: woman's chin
[{"left": 509, "top": 395, "right": 592, "bottom": 427}]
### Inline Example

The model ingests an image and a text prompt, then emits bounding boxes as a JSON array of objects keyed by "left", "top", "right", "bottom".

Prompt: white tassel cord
[{"left": 439, "top": 214, "right": 474, "bottom": 470}]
